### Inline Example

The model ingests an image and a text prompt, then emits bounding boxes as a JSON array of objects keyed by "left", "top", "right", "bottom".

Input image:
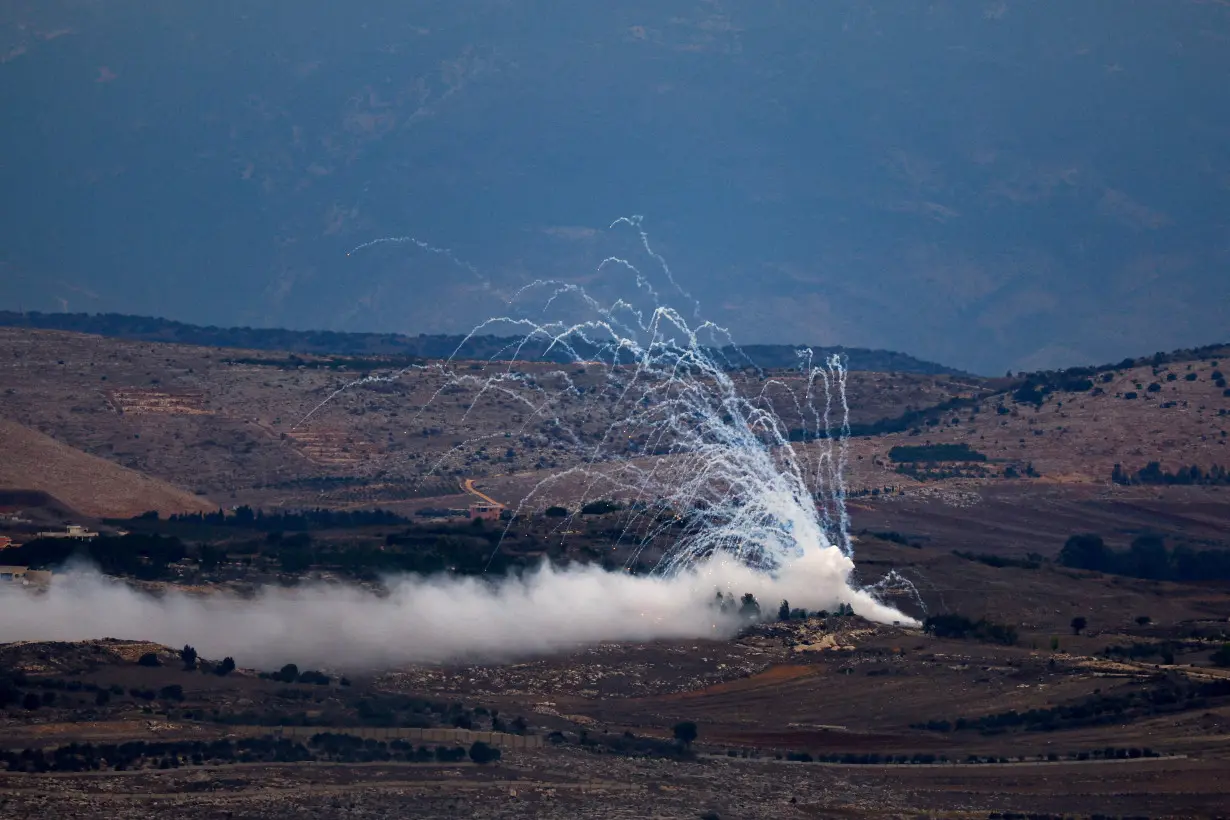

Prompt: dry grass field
[{"left": 0, "top": 418, "right": 214, "bottom": 519}]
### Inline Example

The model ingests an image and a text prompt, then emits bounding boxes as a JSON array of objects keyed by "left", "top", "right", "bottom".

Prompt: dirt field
[{"left": 0, "top": 417, "right": 214, "bottom": 518}]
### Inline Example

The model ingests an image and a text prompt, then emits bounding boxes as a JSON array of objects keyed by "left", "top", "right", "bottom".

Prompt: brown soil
[{"left": 0, "top": 418, "right": 213, "bottom": 518}]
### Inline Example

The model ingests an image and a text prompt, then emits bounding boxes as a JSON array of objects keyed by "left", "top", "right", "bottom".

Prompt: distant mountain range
[
  {"left": 3, "top": 3, "right": 1228, "bottom": 374},
  {"left": 0, "top": 311, "right": 966, "bottom": 376}
]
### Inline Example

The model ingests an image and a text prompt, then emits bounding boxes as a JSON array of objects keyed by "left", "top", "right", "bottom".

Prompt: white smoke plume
[
  {"left": 0, "top": 218, "right": 924, "bottom": 671},
  {"left": 0, "top": 551, "right": 913, "bottom": 671}
]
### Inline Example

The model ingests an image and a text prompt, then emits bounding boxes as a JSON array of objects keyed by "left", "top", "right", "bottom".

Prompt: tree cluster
[
  {"left": 1059, "top": 533, "right": 1230, "bottom": 582},
  {"left": 1102, "top": 642, "right": 1178, "bottom": 665},
  {"left": 712, "top": 591, "right": 763, "bottom": 621},
  {"left": 257, "top": 663, "right": 332, "bottom": 686},
  {"left": 916, "top": 677, "right": 1230, "bottom": 735},
  {"left": 888, "top": 443, "right": 987, "bottom": 463},
  {"left": 4, "top": 533, "right": 186, "bottom": 579},
  {"left": 0, "top": 732, "right": 503, "bottom": 774},
  {"left": 922, "top": 613, "right": 1018, "bottom": 645},
  {"left": 952, "top": 550, "right": 1042, "bottom": 570},
  {"left": 161, "top": 506, "right": 412, "bottom": 530},
  {"left": 1112, "top": 462, "right": 1230, "bottom": 487}
]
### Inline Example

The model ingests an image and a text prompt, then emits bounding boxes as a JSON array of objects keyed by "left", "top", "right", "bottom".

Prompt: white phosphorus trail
[
  {"left": 0, "top": 217, "right": 920, "bottom": 668},
  {"left": 346, "top": 235, "right": 481, "bottom": 278}
]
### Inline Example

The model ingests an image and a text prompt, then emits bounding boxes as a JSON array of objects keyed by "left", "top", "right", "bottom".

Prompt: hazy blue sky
[{"left": 2, "top": 1, "right": 1227, "bottom": 374}]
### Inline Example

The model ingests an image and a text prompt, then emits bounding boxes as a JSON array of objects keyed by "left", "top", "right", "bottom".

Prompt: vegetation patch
[
  {"left": 888, "top": 443, "right": 987, "bottom": 463},
  {"left": 1059, "top": 533, "right": 1230, "bottom": 582},
  {"left": 1112, "top": 462, "right": 1230, "bottom": 487},
  {"left": 952, "top": 551, "right": 1042, "bottom": 570},
  {"left": 916, "top": 677, "right": 1230, "bottom": 735},
  {"left": 922, "top": 613, "right": 1018, "bottom": 645}
]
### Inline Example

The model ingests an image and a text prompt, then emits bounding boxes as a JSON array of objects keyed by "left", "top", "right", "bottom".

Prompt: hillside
[
  {"left": 1, "top": 324, "right": 1227, "bottom": 515},
  {"left": 0, "top": 418, "right": 214, "bottom": 519},
  {"left": 840, "top": 355, "right": 1230, "bottom": 489},
  {"left": 0, "top": 312, "right": 966, "bottom": 376},
  {"left": 0, "top": 328, "right": 983, "bottom": 510}
]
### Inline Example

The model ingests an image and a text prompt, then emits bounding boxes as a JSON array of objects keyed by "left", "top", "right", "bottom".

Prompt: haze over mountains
[
  {"left": 0, "top": 311, "right": 967, "bottom": 376},
  {"left": 3, "top": 2, "right": 1229, "bottom": 375}
]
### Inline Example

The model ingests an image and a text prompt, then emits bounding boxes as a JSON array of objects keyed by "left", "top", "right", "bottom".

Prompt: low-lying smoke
[{"left": 0, "top": 549, "right": 914, "bottom": 671}]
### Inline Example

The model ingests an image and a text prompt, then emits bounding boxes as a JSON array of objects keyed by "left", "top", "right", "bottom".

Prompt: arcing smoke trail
[{"left": 1, "top": 217, "right": 919, "bottom": 669}]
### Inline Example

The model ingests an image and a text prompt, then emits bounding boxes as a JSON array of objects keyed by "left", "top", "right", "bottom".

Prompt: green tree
[
  {"left": 138, "top": 652, "right": 161, "bottom": 668},
  {"left": 468, "top": 741, "right": 501, "bottom": 764},
  {"left": 1070, "top": 617, "right": 1087, "bottom": 635},
  {"left": 180, "top": 645, "right": 198, "bottom": 671},
  {"left": 672, "top": 721, "right": 698, "bottom": 748},
  {"left": 1059, "top": 534, "right": 1109, "bottom": 571},
  {"left": 738, "top": 593, "right": 762, "bottom": 620},
  {"left": 215, "top": 657, "right": 236, "bottom": 677},
  {"left": 1129, "top": 535, "right": 1169, "bottom": 580},
  {"left": 1212, "top": 644, "right": 1230, "bottom": 668},
  {"left": 778, "top": 599, "right": 791, "bottom": 621},
  {"left": 158, "top": 684, "right": 184, "bottom": 701}
]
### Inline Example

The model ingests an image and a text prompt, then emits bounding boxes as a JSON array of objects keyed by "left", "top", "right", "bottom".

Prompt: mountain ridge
[{"left": 0, "top": 311, "right": 968, "bottom": 376}]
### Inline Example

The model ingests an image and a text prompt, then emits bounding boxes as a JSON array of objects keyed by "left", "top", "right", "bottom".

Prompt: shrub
[
  {"left": 297, "top": 670, "right": 330, "bottom": 686},
  {"left": 158, "top": 685, "right": 184, "bottom": 701},
  {"left": 137, "top": 653, "right": 161, "bottom": 668},
  {"left": 468, "top": 741, "right": 501, "bottom": 764}
]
